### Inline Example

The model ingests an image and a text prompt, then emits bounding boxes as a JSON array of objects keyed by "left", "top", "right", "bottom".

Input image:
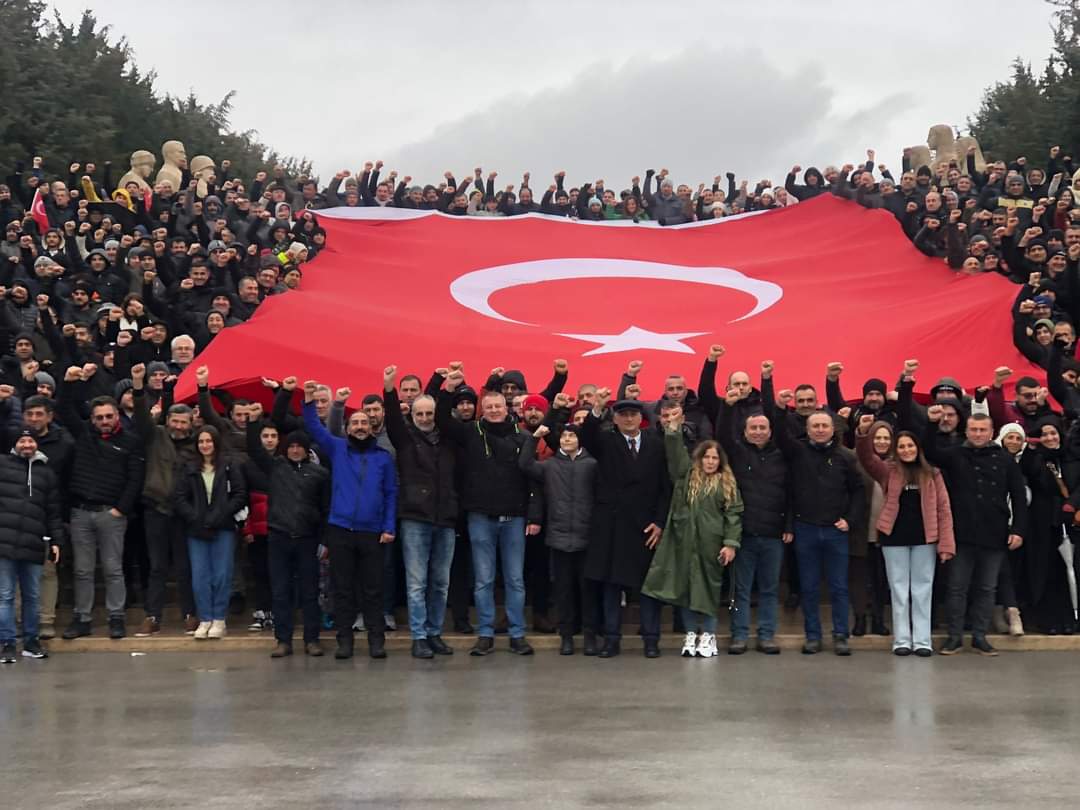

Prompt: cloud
[{"left": 382, "top": 47, "right": 914, "bottom": 190}]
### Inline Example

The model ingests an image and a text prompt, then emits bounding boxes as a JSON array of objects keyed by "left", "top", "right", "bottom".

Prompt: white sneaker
[
  {"left": 383, "top": 613, "right": 397, "bottom": 631},
  {"left": 681, "top": 631, "right": 698, "bottom": 657},
  {"left": 193, "top": 622, "right": 211, "bottom": 640},
  {"left": 208, "top": 620, "right": 227, "bottom": 639},
  {"left": 697, "top": 632, "right": 717, "bottom": 658},
  {"left": 248, "top": 610, "right": 266, "bottom": 632}
]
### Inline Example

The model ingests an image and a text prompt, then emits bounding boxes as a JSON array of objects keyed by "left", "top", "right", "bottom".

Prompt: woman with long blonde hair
[{"left": 642, "top": 409, "right": 743, "bottom": 659}]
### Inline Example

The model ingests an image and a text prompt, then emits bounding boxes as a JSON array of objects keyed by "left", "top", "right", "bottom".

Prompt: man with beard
[
  {"left": 129, "top": 363, "right": 198, "bottom": 637},
  {"left": 303, "top": 379, "right": 397, "bottom": 660},
  {"left": 825, "top": 362, "right": 898, "bottom": 445},
  {"left": 987, "top": 373, "right": 1060, "bottom": 434}
]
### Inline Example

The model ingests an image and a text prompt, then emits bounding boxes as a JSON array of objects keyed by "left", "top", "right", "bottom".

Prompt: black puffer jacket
[
  {"left": 519, "top": 436, "right": 596, "bottom": 552},
  {"left": 0, "top": 451, "right": 65, "bottom": 563},
  {"left": 58, "top": 385, "right": 145, "bottom": 515},
  {"left": 384, "top": 388, "right": 457, "bottom": 527},
  {"left": 246, "top": 422, "right": 329, "bottom": 538},
  {"left": 717, "top": 403, "right": 790, "bottom": 538},
  {"left": 172, "top": 461, "right": 247, "bottom": 539},
  {"left": 436, "top": 391, "right": 532, "bottom": 517}
]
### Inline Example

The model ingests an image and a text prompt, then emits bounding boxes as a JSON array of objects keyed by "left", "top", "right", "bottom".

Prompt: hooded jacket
[
  {"left": 784, "top": 168, "right": 827, "bottom": 201},
  {"left": 0, "top": 449, "right": 65, "bottom": 563},
  {"left": 519, "top": 435, "right": 597, "bottom": 552},
  {"left": 245, "top": 421, "right": 330, "bottom": 538},
  {"left": 302, "top": 403, "right": 397, "bottom": 534}
]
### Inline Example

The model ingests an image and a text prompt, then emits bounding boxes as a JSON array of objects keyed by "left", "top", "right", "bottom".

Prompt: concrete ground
[{"left": 2, "top": 649, "right": 1079, "bottom": 809}]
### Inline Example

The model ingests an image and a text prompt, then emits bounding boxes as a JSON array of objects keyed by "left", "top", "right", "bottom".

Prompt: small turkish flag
[{"left": 175, "top": 196, "right": 1041, "bottom": 406}]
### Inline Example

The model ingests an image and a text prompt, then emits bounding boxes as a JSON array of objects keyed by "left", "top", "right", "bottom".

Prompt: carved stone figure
[
  {"left": 907, "top": 125, "right": 987, "bottom": 176},
  {"left": 116, "top": 149, "right": 156, "bottom": 192},
  {"left": 189, "top": 155, "right": 216, "bottom": 198},
  {"left": 155, "top": 140, "right": 188, "bottom": 193}
]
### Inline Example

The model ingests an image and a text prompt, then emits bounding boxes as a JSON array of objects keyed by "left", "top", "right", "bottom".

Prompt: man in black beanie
[{"left": 245, "top": 421, "right": 330, "bottom": 658}]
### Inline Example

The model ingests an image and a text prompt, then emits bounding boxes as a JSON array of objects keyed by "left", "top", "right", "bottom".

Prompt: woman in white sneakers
[
  {"left": 173, "top": 425, "right": 247, "bottom": 640},
  {"left": 643, "top": 410, "right": 742, "bottom": 658}
]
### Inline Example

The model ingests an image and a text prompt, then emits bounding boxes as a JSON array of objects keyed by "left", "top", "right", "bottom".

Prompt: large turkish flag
[{"left": 174, "top": 195, "right": 1041, "bottom": 406}]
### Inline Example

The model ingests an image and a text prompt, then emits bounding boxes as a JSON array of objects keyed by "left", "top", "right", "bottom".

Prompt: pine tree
[
  {"left": 969, "top": 0, "right": 1080, "bottom": 163},
  {"left": 0, "top": 2, "right": 311, "bottom": 182}
]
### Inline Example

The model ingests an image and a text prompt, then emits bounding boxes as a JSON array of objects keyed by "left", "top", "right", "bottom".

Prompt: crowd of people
[{"left": 1, "top": 142, "right": 1080, "bottom": 664}]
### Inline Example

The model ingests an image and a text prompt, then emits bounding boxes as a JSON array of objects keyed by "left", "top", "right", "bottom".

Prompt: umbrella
[{"left": 1058, "top": 526, "right": 1078, "bottom": 621}]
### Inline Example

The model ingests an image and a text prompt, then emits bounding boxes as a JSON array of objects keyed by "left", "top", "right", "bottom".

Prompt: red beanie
[{"left": 523, "top": 394, "right": 549, "bottom": 413}]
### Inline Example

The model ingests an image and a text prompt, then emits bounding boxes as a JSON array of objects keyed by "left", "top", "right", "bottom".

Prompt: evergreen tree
[
  {"left": 0, "top": 2, "right": 311, "bottom": 181},
  {"left": 969, "top": 0, "right": 1080, "bottom": 162}
]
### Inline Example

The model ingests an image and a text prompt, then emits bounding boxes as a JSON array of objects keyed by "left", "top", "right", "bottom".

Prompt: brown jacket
[{"left": 855, "top": 431, "right": 956, "bottom": 556}]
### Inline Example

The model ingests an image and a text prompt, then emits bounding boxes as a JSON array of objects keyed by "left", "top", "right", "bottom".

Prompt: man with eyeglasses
[
  {"left": 56, "top": 364, "right": 145, "bottom": 641},
  {"left": 987, "top": 373, "right": 1059, "bottom": 435}
]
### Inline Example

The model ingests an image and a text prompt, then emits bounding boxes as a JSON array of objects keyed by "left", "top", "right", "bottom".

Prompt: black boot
[
  {"left": 583, "top": 632, "right": 599, "bottom": 656},
  {"left": 334, "top": 636, "right": 354, "bottom": 659},
  {"left": 411, "top": 639, "right": 434, "bottom": 659},
  {"left": 368, "top": 632, "right": 387, "bottom": 659},
  {"left": 598, "top": 638, "right": 621, "bottom": 658},
  {"left": 427, "top": 635, "right": 454, "bottom": 655},
  {"left": 643, "top": 638, "right": 661, "bottom": 658},
  {"left": 871, "top": 613, "right": 889, "bottom": 636},
  {"left": 559, "top": 636, "right": 574, "bottom": 655},
  {"left": 851, "top": 614, "right": 867, "bottom": 637}
]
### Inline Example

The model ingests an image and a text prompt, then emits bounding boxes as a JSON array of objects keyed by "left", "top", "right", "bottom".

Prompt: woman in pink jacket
[{"left": 855, "top": 415, "right": 956, "bottom": 657}]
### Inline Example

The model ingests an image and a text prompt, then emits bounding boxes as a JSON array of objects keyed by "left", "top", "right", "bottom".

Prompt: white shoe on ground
[{"left": 681, "top": 631, "right": 698, "bottom": 657}]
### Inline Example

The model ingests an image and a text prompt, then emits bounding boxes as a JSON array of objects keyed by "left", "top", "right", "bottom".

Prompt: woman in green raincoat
[{"left": 643, "top": 412, "right": 743, "bottom": 658}]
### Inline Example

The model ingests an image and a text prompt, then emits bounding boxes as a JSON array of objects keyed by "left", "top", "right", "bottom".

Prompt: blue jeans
[
  {"left": 188, "top": 530, "right": 236, "bottom": 621},
  {"left": 680, "top": 607, "right": 717, "bottom": 634},
  {"left": 794, "top": 521, "right": 850, "bottom": 640},
  {"left": 467, "top": 513, "right": 526, "bottom": 638},
  {"left": 882, "top": 544, "right": 937, "bottom": 651},
  {"left": 0, "top": 559, "right": 43, "bottom": 643},
  {"left": 400, "top": 520, "right": 456, "bottom": 639},
  {"left": 731, "top": 535, "right": 784, "bottom": 641}
]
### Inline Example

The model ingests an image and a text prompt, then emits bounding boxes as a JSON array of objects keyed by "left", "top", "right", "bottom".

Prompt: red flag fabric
[
  {"left": 174, "top": 195, "right": 1041, "bottom": 407},
  {"left": 30, "top": 187, "right": 50, "bottom": 234}
]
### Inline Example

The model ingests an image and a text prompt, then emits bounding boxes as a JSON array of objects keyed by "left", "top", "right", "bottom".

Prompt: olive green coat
[{"left": 642, "top": 431, "right": 743, "bottom": 617}]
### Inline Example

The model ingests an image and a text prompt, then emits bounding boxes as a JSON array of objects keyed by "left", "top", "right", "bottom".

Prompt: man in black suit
[{"left": 579, "top": 392, "right": 672, "bottom": 658}]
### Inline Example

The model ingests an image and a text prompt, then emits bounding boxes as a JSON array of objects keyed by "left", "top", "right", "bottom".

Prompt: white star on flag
[{"left": 556, "top": 326, "right": 709, "bottom": 356}]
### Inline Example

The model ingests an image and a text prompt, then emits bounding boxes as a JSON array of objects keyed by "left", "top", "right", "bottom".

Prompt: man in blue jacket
[{"left": 303, "top": 379, "right": 397, "bottom": 660}]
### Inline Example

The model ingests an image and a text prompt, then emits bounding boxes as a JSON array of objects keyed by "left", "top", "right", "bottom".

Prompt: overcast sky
[{"left": 50, "top": 0, "right": 1057, "bottom": 188}]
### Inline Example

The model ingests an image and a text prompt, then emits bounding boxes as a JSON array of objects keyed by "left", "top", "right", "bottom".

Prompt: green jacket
[{"left": 642, "top": 430, "right": 743, "bottom": 616}]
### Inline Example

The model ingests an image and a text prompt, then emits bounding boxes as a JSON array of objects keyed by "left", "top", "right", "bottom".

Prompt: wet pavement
[{"left": 2, "top": 648, "right": 1078, "bottom": 808}]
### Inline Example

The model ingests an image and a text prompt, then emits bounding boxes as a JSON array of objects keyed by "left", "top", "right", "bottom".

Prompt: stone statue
[
  {"left": 116, "top": 149, "right": 156, "bottom": 192},
  {"left": 155, "top": 139, "right": 187, "bottom": 193},
  {"left": 907, "top": 125, "right": 987, "bottom": 177},
  {"left": 189, "top": 155, "right": 216, "bottom": 198}
]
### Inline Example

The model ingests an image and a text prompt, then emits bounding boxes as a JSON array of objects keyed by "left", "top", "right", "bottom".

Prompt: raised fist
[
  {"left": 282, "top": 376, "right": 298, "bottom": 391},
  {"left": 708, "top": 344, "right": 725, "bottom": 361},
  {"left": 552, "top": 393, "right": 571, "bottom": 409},
  {"left": 761, "top": 360, "right": 774, "bottom": 379},
  {"left": 626, "top": 360, "right": 644, "bottom": 377},
  {"left": 195, "top": 365, "right": 209, "bottom": 387},
  {"left": 826, "top": 362, "right": 844, "bottom": 380},
  {"left": 927, "top": 404, "right": 943, "bottom": 423},
  {"left": 533, "top": 425, "right": 550, "bottom": 439},
  {"left": 335, "top": 386, "right": 351, "bottom": 402}
]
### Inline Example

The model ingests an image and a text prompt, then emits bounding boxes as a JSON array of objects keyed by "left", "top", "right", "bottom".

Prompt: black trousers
[
  {"left": 551, "top": 549, "right": 598, "bottom": 637},
  {"left": 144, "top": 507, "right": 194, "bottom": 620},
  {"left": 448, "top": 527, "right": 472, "bottom": 622},
  {"left": 268, "top": 532, "right": 321, "bottom": 644},
  {"left": 947, "top": 543, "right": 1004, "bottom": 638},
  {"left": 247, "top": 534, "right": 272, "bottom": 613},
  {"left": 327, "top": 526, "right": 384, "bottom": 641},
  {"left": 599, "top": 582, "right": 660, "bottom": 642},
  {"left": 525, "top": 531, "right": 551, "bottom": 616}
]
